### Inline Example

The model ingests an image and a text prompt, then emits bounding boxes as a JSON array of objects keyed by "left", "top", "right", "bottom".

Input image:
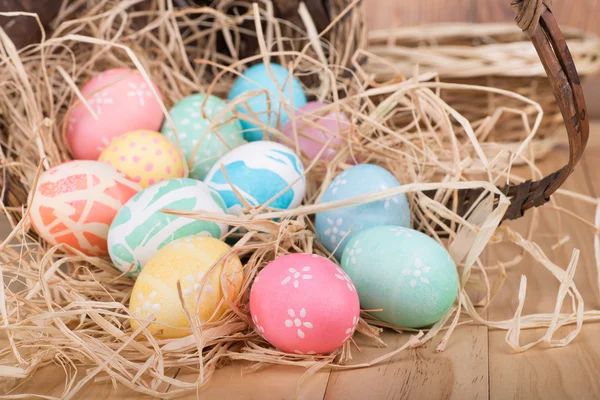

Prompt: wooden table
[{"left": 3, "top": 124, "right": 600, "bottom": 399}]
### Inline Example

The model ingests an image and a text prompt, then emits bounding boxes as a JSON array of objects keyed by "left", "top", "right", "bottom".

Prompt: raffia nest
[
  {"left": 0, "top": 1, "right": 599, "bottom": 398},
  {"left": 365, "top": 23, "right": 600, "bottom": 161}
]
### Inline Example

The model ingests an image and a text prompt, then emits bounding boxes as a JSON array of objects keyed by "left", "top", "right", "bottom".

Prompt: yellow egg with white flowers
[{"left": 129, "top": 235, "right": 243, "bottom": 339}]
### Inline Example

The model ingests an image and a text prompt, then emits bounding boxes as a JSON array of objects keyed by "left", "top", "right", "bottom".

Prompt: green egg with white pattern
[
  {"left": 341, "top": 225, "right": 459, "bottom": 328},
  {"left": 161, "top": 94, "right": 245, "bottom": 180},
  {"left": 107, "top": 178, "right": 228, "bottom": 278}
]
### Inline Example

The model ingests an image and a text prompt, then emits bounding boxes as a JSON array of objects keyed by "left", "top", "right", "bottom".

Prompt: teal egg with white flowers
[
  {"left": 107, "top": 178, "right": 228, "bottom": 277},
  {"left": 341, "top": 225, "right": 459, "bottom": 328},
  {"left": 315, "top": 164, "right": 410, "bottom": 260},
  {"left": 161, "top": 94, "right": 244, "bottom": 180}
]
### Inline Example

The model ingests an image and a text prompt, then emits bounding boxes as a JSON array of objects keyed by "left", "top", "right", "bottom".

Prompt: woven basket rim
[
  {"left": 366, "top": 22, "right": 600, "bottom": 78},
  {"left": 369, "top": 22, "right": 599, "bottom": 41}
]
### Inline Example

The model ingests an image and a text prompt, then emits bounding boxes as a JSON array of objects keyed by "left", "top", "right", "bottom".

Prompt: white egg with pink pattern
[{"left": 249, "top": 253, "right": 360, "bottom": 355}]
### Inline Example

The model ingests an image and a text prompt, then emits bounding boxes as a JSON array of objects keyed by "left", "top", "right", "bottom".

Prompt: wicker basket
[
  {"left": 0, "top": 0, "right": 368, "bottom": 212},
  {"left": 365, "top": 23, "right": 600, "bottom": 160}
]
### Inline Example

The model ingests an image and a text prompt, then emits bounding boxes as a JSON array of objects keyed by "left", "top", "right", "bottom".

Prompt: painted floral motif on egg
[
  {"left": 129, "top": 236, "right": 243, "bottom": 339},
  {"left": 66, "top": 68, "right": 163, "bottom": 160},
  {"left": 341, "top": 226, "right": 459, "bottom": 328},
  {"left": 107, "top": 178, "right": 228, "bottom": 277},
  {"left": 161, "top": 94, "right": 245, "bottom": 180},
  {"left": 249, "top": 253, "right": 360, "bottom": 354},
  {"left": 204, "top": 141, "right": 306, "bottom": 215},
  {"left": 98, "top": 130, "right": 184, "bottom": 188},
  {"left": 29, "top": 160, "right": 141, "bottom": 256},
  {"left": 315, "top": 164, "right": 411, "bottom": 260}
]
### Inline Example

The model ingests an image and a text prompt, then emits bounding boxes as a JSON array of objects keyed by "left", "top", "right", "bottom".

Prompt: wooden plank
[
  {"left": 167, "top": 362, "right": 330, "bottom": 399},
  {"left": 487, "top": 131, "right": 600, "bottom": 399},
  {"left": 323, "top": 326, "right": 488, "bottom": 400},
  {"left": 474, "top": 0, "right": 600, "bottom": 29},
  {"left": 366, "top": 0, "right": 474, "bottom": 31},
  {"left": 3, "top": 365, "right": 178, "bottom": 399},
  {"left": 473, "top": 0, "right": 514, "bottom": 23}
]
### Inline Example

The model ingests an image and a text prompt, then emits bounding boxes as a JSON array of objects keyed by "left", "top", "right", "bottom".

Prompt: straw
[{"left": 0, "top": 1, "right": 599, "bottom": 398}]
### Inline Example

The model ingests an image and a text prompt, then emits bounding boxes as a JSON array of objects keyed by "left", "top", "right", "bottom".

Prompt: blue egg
[
  {"left": 204, "top": 141, "right": 306, "bottom": 215},
  {"left": 227, "top": 63, "right": 307, "bottom": 142},
  {"left": 315, "top": 164, "right": 410, "bottom": 259}
]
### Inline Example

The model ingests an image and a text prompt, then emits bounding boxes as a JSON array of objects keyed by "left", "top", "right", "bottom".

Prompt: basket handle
[
  {"left": 499, "top": 1, "right": 589, "bottom": 220},
  {"left": 440, "top": 2, "right": 589, "bottom": 224}
]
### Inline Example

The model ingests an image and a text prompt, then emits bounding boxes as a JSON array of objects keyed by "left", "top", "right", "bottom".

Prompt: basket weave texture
[{"left": 365, "top": 23, "right": 600, "bottom": 159}]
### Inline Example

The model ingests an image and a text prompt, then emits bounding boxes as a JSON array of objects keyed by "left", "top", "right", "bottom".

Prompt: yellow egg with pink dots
[
  {"left": 98, "top": 130, "right": 184, "bottom": 188},
  {"left": 129, "top": 235, "right": 244, "bottom": 339}
]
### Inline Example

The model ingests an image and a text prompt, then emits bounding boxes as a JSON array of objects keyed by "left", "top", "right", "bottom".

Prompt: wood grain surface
[{"left": 4, "top": 122, "right": 600, "bottom": 399}]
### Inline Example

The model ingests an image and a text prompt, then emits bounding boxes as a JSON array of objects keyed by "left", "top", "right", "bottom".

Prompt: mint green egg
[
  {"left": 107, "top": 178, "right": 228, "bottom": 278},
  {"left": 161, "top": 94, "right": 245, "bottom": 180},
  {"left": 341, "top": 226, "right": 459, "bottom": 328}
]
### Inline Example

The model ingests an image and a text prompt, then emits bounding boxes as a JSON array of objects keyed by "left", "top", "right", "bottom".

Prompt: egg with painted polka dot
[
  {"left": 98, "top": 130, "right": 184, "bottom": 188},
  {"left": 249, "top": 253, "right": 360, "bottom": 354},
  {"left": 161, "top": 94, "right": 245, "bottom": 180},
  {"left": 341, "top": 226, "right": 459, "bottom": 328},
  {"left": 204, "top": 141, "right": 305, "bottom": 215},
  {"left": 129, "top": 235, "right": 243, "bottom": 339},
  {"left": 281, "top": 101, "right": 351, "bottom": 161},
  {"left": 107, "top": 178, "right": 228, "bottom": 277},
  {"left": 66, "top": 68, "right": 164, "bottom": 160},
  {"left": 315, "top": 164, "right": 410, "bottom": 260},
  {"left": 228, "top": 62, "right": 307, "bottom": 142},
  {"left": 29, "top": 160, "right": 141, "bottom": 256}
]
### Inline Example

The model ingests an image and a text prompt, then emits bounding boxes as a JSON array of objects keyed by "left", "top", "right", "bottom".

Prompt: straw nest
[
  {"left": 0, "top": 1, "right": 599, "bottom": 398},
  {"left": 365, "top": 23, "right": 600, "bottom": 161}
]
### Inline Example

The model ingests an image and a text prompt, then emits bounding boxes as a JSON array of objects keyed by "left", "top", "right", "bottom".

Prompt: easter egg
[
  {"left": 98, "top": 130, "right": 184, "bottom": 188},
  {"left": 29, "top": 160, "right": 141, "bottom": 256},
  {"left": 161, "top": 94, "right": 245, "bottom": 180},
  {"left": 204, "top": 141, "right": 305, "bottom": 215},
  {"left": 250, "top": 253, "right": 360, "bottom": 354},
  {"left": 281, "top": 101, "right": 351, "bottom": 161},
  {"left": 66, "top": 68, "right": 164, "bottom": 160},
  {"left": 228, "top": 63, "right": 307, "bottom": 142},
  {"left": 341, "top": 226, "right": 459, "bottom": 328},
  {"left": 315, "top": 164, "right": 410, "bottom": 260},
  {"left": 130, "top": 236, "right": 243, "bottom": 339},
  {"left": 107, "top": 178, "right": 228, "bottom": 277}
]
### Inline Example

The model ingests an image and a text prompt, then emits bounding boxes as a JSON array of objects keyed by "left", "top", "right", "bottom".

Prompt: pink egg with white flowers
[
  {"left": 249, "top": 253, "right": 360, "bottom": 355},
  {"left": 66, "top": 68, "right": 164, "bottom": 160},
  {"left": 281, "top": 101, "right": 351, "bottom": 161}
]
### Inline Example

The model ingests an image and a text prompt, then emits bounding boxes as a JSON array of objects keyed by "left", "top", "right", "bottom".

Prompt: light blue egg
[
  {"left": 161, "top": 94, "right": 245, "bottom": 180},
  {"left": 227, "top": 63, "right": 307, "bottom": 142},
  {"left": 315, "top": 164, "right": 410, "bottom": 259},
  {"left": 204, "top": 141, "right": 306, "bottom": 215},
  {"left": 341, "top": 226, "right": 459, "bottom": 328}
]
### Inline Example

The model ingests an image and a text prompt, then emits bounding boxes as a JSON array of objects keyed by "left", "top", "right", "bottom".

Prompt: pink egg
[
  {"left": 66, "top": 68, "right": 164, "bottom": 160},
  {"left": 281, "top": 101, "right": 351, "bottom": 161},
  {"left": 249, "top": 253, "right": 360, "bottom": 355}
]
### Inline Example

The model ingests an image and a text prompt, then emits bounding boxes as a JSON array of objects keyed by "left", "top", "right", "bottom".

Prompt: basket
[
  {"left": 0, "top": 0, "right": 594, "bottom": 397},
  {"left": 0, "top": 0, "right": 368, "bottom": 213},
  {"left": 365, "top": 23, "right": 600, "bottom": 161}
]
